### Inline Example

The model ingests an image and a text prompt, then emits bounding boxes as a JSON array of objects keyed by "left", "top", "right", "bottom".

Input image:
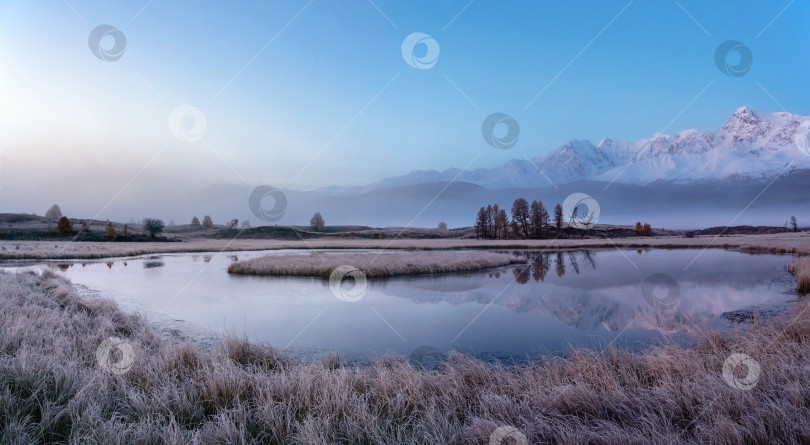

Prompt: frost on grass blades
[
  {"left": 95, "top": 336, "right": 135, "bottom": 375},
  {"left": 4, "top": 270, "right": 810, "bottom": 442},
  {"left": 722, "top": 353, "right": 761, "bottom": 391},
  {"left": 227, "top": 251, "right": 527, "bottom": 277}
]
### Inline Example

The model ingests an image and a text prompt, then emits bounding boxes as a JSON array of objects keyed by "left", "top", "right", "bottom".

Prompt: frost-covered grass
[
  {"left": 2, "top": 270, "right": 810, "bottom": 443},
  {"left": 227, "top": 251, "right": 526, "bottom": 277},
  {"left": 2, "top": 231, "right": 809, "bottom": 261},
  {"left": 788, "top": 256, "right": 810, "bottom": 293}
]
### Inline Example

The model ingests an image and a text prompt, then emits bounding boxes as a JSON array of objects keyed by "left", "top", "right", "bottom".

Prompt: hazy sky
[{"left": 1, "top": 0, "right": 809, "bottom": 215}]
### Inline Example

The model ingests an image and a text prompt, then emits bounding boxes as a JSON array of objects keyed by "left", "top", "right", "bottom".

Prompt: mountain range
[
  {"left": 318, "top": 107, "right": 810, "bottom": 196},
  {"left": 24, "top": 107, "right": 810, "bottom": 229}
]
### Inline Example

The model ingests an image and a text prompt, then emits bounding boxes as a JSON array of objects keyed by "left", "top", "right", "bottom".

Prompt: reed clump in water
[
  {"left": 227, "top": 251, "right": 526, "bottom": 277},
  {"left": 788, "top": 255, "right": 810, "bottom": 293},
  {"left": 2, "top": 270, "right": 810, "bottom": 443}
]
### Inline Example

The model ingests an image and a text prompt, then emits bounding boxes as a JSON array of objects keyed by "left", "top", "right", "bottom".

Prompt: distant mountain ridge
[{"left": 320, "top": 107, "right": 810, "bottom": 196}]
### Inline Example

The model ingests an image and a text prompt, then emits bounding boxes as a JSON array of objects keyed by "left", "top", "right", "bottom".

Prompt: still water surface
[{"left": 5, "top": 249, "right": 795, "bottom": 363}]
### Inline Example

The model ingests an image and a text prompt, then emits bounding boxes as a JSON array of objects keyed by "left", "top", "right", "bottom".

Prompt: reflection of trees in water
[
  {"left": 505, "top": 250, "right": 598, "bottom": 283},
  {"left": 531, "top": 254, "right": 550, "bottom": 282},
  {"left": 512, "top": 267, "right": 531, "bottom": 284},
  {"left": 555, "top": 252, "right": 565, "bottom": 278}
]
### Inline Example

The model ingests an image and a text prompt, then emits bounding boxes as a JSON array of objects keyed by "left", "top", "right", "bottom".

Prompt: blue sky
[{"left": 1, "top": 0, "right": 809, "bottom": 202}]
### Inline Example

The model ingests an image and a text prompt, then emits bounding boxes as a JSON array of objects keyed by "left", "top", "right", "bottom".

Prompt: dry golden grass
[
  {"left": 788, "top": 256, "right": 810, "bottom": 293},
  {"left": 2, "top": 270, "right": 810, "bottom": 443},
  {"left": 227, "top": 251, "right": 526, "bottom": 277}
]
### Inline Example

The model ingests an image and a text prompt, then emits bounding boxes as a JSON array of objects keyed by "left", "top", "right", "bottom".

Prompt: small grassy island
[{"left": 226, "top": 251, "right": 527, "bottom": 277}]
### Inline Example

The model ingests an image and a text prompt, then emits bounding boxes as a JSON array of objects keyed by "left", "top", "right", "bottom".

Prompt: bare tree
[
  {"left": 310, "top": 212, "right": 325, "bottom": 232},
  {"left": 511, "top": 198, "right": 530, "bottom": 239},
  {"left": 475, "top": 207, "right": 487, "bottom": 239},
  {"left": 202, "top": 215, "right": 214, "bottom": 229},
  {"left": 791, "top": 216, "right": 799, "bottom": 232},
  {"left": 575, "top": 210, "right": 598, "bottom": 238},
  {"left": 495, "top": 209, "right": 508, "bottom": 240},
  {"left": 224, "top": 219, "right": 239, "bottom": 231},
  {"left": 45, "top": 204, "right": 63, "bottom": 219},
  {"left": 530, "top": 200, "right": 548, "bottom": 239},
  {"left": 142, "top": 218, "right": 165, "bottom": 240},
  {"left": 102, "top": 221, "right": 117, "bottom": 242},
  {"left": 554, "top": 203, "right": 564, "bottom": 237},
  {"left": 56, "top": 216, "right": 74, "bottom": 237}
]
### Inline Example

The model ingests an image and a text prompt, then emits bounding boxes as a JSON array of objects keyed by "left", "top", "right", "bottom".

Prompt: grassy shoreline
[
  {"left": 227, "top": 251, "right": 527, "bottom": 277},
  {"left": 1, "top": 232, "right": 809, "bottom": 261},
  {"left": 2, "top": 267, "right": 809, "bottom": 443}
]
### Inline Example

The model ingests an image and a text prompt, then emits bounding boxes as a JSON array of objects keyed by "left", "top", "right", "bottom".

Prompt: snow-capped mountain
[{"left": 338, "top": 107, "right": 810, "bottom": 193}]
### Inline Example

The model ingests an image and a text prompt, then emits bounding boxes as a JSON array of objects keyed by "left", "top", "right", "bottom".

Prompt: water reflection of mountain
[{"left": 384, "top": 250, "right": 788, "bottom": 336}]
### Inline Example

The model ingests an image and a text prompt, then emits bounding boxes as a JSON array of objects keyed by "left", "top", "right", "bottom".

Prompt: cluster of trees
[
  {"left": 190, "top": 216, "right": 214, "bottom": 229},
  {"left": 634, "top": 222, "right": 653, "bottom": 236},
  {"left": 475, "top": 198, "right": 565, "bottom": 239}
]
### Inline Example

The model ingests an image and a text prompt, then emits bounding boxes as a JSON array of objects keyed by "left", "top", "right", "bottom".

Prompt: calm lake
[{"left": 3, "top": 249, "right": 796, "bottom": 364}]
